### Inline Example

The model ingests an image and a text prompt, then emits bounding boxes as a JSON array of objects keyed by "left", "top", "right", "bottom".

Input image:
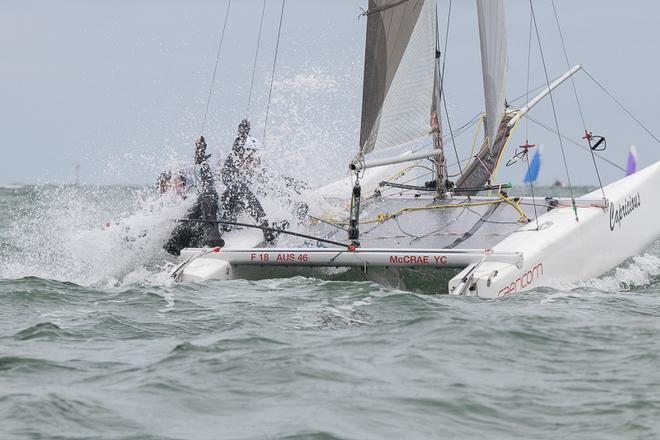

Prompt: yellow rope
[
  {"left": 499, "top": 192, "right": 529, "bottom": 223},
  {"left": 485, "top": 109, "right": 522, "bottom": 197},
  {"left": 465, "top": 115, "right": 484, "bottom": 169},
  {"left": 490, "top": 110, "right": 522, "bottom": 183},
  {"left": 310, "top": 113, "right": 529, "bottom": 228},
  {"left": 387, "top": 164, "right": 417, "bottom": 181},
  {"left": 452, "top": 114, "right": 485, "bottom": 174},
  {"left": 318, "top": 192, "right": 529, "bottom": 226}
]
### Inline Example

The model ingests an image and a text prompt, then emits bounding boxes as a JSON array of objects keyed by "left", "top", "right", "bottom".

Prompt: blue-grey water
[{"left": 1, "top": 185, "right": 660, "bottom": 439}]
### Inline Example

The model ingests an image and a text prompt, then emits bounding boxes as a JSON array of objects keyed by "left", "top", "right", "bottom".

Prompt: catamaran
[{"left": 171, "top": 0, "right": 660, "bottom": 298}]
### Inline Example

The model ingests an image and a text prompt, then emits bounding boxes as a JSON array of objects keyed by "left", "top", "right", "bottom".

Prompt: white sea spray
[{"left": 1, "top": 185, "right": 190, "bottom": 287}]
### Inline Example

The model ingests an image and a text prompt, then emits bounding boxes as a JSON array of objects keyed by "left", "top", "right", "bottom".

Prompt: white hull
[
  {"left": 172, "top": 227, "right": 263, "bottom": 283},
  {"left": 449, "top": 161, "right": 660, "bottom": 298},
  {"left": 173, "top": 162, "right": 660, "bottom": 297}
]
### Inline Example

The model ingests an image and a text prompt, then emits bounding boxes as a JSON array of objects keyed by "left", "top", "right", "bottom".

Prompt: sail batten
[
  {"left": 359, "top": 0, "right": 438, "bottom": 156},
  {"left": 476, "top": 0, "right": 507, "bottom": 152}
]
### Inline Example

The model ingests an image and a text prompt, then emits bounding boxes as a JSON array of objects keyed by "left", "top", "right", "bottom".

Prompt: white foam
[
  {"left": 0, "top": 185, "right": 191, "bottom": 287},
  {"left": 254, "top": 67, "right": 360, "bottom": 186},
  {"left": 0, "top": 67, "right": 360, "bottom": 288},
  {"left": 586, "top": 253, "right": 660, "bottom": 291},
  {"left": 542, "top": 250, "right": 660, "bottom": 294}
]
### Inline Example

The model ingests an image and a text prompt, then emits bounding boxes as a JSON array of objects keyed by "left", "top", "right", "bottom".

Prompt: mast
[{"left": 432, "top": 1, "right": 447, "bottom": 197}]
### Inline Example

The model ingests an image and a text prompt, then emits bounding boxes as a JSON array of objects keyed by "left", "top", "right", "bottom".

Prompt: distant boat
[
  {"left": 522, "top": 146, "right": 542, "bottom": 183},
  {"left": 626, "top": 145, "right": 638, "bottom": 176}
]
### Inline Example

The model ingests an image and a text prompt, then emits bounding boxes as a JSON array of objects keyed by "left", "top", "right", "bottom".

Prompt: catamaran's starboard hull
[{"left": 450, "top": 160, "right": 660, "bottom": 298}]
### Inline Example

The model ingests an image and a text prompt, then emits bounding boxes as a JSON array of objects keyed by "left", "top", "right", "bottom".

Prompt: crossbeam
[
  {"left": 508, "top": 65, "right": 582, "bottom": 128},
  {"left": 180, "top": 247, "right": 524, "bottom": 269}
]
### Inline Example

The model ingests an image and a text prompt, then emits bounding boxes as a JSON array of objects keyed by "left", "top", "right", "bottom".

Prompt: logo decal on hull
[
  {"left": 609, "top": 192, "right": 641, "bottom": 231},
  {"left": 498, "top": 263, "right": 544, "bottom": 297}
]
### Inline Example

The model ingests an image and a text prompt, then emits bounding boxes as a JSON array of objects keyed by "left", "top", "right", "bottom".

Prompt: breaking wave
[
  {"left": 584, "top": 252, "right": 660, "bottom": 292},
  {"left": 541, "top": 240, "right": 660, "bottom": 295},
  {"left": 0, "top": 185, "right": 189, "bottom": 287}
]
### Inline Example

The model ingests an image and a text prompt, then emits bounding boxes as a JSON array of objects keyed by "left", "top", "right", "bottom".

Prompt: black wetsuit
[
  {"left": 164, "top": 162, "right": 225, "bottom": 256},
  {"left": 220, "top": 134, "right": 267, "bottom": 226}
]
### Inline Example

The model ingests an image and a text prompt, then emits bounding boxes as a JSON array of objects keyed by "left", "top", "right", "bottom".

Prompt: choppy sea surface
[{"left": 1, "top": 185, "right": 660, "bottom": 439}]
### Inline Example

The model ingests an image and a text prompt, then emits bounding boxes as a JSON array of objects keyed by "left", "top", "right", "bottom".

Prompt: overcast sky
[{"left": 2, "top": 0, "right": 659, "bottom": 186}]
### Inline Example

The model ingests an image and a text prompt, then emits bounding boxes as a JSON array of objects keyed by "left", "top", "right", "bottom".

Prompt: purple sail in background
[{"left": 626, "top": 145, "right": 638, "bottom": 176}]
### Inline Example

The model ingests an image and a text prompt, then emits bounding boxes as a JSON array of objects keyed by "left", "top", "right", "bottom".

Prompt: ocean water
[{"left": 1, "top": 185, "right": 660, "bottom": 439}]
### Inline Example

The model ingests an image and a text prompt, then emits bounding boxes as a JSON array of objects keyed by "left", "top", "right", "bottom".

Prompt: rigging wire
[
  {"left": 437, "top": 0, "right": 463, "bottom": 180},
  {"left": 550, "top": 0, "right": 605, "bottom": 200},
  {"left": 177, "top": 218, "right": 347, "bottom": 247},
  {"left": 442, "top": 98, "right": 459, "bottom": 178},
  {"left": 529, "top": 0, "right": 579, "bottom": 222},
  {"left": 525, "top": 114, "right": 627, "bottom": 173},
  {"left": 201, "top": 0, "right": 232, "bottom": 134},
  {"left": 509, "top": 75, "right": 565, "bottom": 106},
  {"left": 246, "top": 0, "right": 267, "bottom": 118},
  {"left": 413, "top": 212, "right": 464, "bottom": 241},
  {"left": 412, "top": 112, "right": 481, "bottom": 156},
  {"left": 262, "top": 0, "right": 287, "bottom": 143},
  {"left": 316, "top": 192, "right": 530, "bottom": 227},
  {"left": 522, "top": 5, "right": 540, "bottom": 230},
  {"left": 551, "top": 1, "right": 587, "bottom": 130},
  {"left": 525, "top": 9, "right": 533, "bottom": 143},
  {"left": 524, "top": 149, "right": 540, "bottom": 230},
  {"left": 582, "top": 68, "right": 660, "bottom": 146}
]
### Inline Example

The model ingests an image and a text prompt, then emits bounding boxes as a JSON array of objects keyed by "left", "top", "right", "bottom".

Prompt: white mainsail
[
  {"left": 359, "top": 0, "right": 438, "bottom": 156},
  {"left": 476, "top": 0, "right": 507, "bottom": 152}
]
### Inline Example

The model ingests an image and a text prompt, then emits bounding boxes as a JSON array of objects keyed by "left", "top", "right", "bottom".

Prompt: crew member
[
  {"left": 220, "top": 119, "right": 286, "bottom": 243},
  {"left": 157, "top": 170, "right": 187, "bottom": 198},
  {"left": 157, "top": 171, "right": 172, "bottom": 194},
  {"left": 164, "top": 136, "right": 225, "bottom": 256}
]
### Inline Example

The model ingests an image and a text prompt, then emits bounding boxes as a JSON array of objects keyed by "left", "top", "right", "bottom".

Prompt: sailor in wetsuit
[
  {"left": 157, "top": 170, "right": 187, "bottom": 198},
  {"left": 164, "top": 136, "right": 225, "bottom": 256},
  {"left": 220, "top": 119, "right": 285, "bottom": 243}
]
